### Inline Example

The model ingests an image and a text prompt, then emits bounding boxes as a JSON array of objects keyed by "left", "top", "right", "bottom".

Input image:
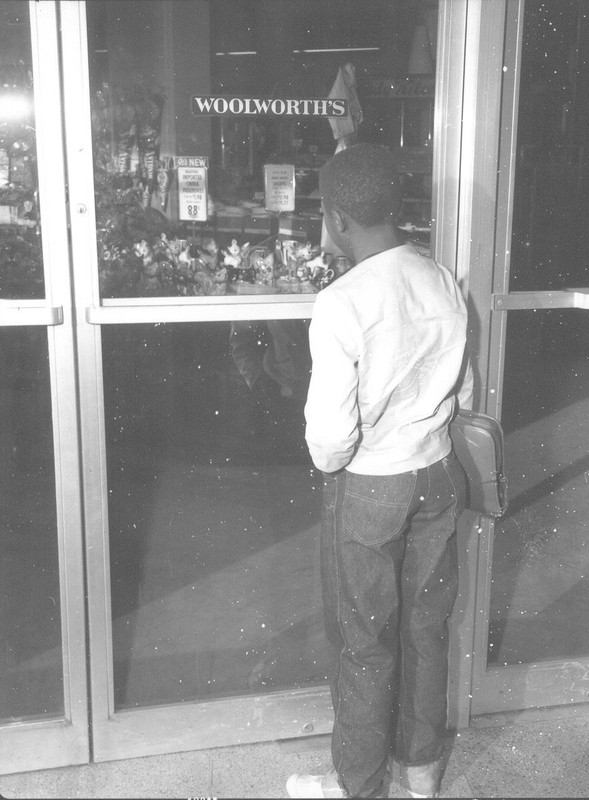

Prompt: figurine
[
  {"left": 178, "top": 241, "right": 194, "bottom": 270},
  {"left": 307, "top": 249, "right": 329, "bottom": 273},
  {"left": 253, "top": 250, "right": 275, "bottom": 286},
  {"left": 223, "top": 238, "right": 252, "bottom": 282},
  {"left": 160, "top": 233, "right": 182, "bottom": 258},
  {"left": 211, "top": 264, "right": 228, "bottom": 295},
  {"left": 134, "top": 239, "right": 160, "bottom": 292},
  {"left": 281, "top": 239, "right": 298, "bottom": 268},
  {"left": 198, "top": 238, "right": 220, "bottom": 271},
  {"left": 295, "top": 262, "right": 315, "bottom": 292},
  {"left": 223, "top": 238, "right": 249, "bottom": 269},
  {"left": 307, "top": 250, "right": 335, "bottom": 290},
  {"left": 294, "top": 240, "right": 314, "bottom": 261}
]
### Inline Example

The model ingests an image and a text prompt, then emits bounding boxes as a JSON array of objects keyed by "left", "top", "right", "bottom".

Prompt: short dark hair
[{"left": 319, "top": 143, "right": 402, "bottom": 228}]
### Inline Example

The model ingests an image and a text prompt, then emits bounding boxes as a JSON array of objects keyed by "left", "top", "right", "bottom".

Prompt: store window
[
  {"left": 0, "top": 2, "right": 62, "bottom": 721},
  {"left": 488, "top": 0, "right": 589, "bottom": 667},
  {"left": 84, "top": 0, "right": 440, "bottom": 710},
  {"left": 87, "top": 0, "right": 438, "bottom": 300},
  {"left": 0, "top": 1, "right": 43, "bottom": 298}
]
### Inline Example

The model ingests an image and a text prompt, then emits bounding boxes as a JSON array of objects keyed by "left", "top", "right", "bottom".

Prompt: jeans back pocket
[{"left": 343, "top": 471, "right": 417, "bottom": 546}]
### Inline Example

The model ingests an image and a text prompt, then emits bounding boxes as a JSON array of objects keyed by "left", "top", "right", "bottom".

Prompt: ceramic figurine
[
  {"left": 307, "top": 249, "right": 329, "bottom": 273},
  {"left": 294, "top": 240, "right": 314, "bottom": 261},
  {"left": 224, "top": 239, "right": 252, "bottom": 282},
  {"left": 308, "top": 250, "right": 335, "bottom": 291},
  {"left": 223, "top": 238, "right": 249, "bottom": 269},
  {"left": 253, "top": 251, "right": 275, "bottom": 286},
  {"left": 318, "top": 266, "right": 335, "bottom": 290},
  {"left": 281, "top": 239, "right": 298, "bottom": 267},
  {"left": 160, "top": 233, "right": 182, "bottom": 258},
  {"left": 178, "top": 241, "right": 193, "bottom": 269},
  {"left": 134, "top": 239, "right": 160, "bottom": 292},
  {"left": 295, "top": 262, "right": 315, "bottom": 293},
  {"left": 211, "top": 264, "right": 228, "bottom": 295},
  {"left": 198, "top": 239, "right": 220, "bottom": 271}
]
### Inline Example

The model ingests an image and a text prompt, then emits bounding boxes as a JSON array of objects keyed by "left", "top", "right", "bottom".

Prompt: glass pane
[
  {"left": 0, "top": 327, "right": 62, "bottom": 720},
  {"left": 510, "top": 0, "right": 589, "bottom": 292},
  {"left": 86, "top": 0, "right": 436, "bottom": 300},
  {"left": 489, "top": 310, "right": 589, "bottom": 665},
  {"left": 102, "top": 322, "right": 329, "bottom": 708},
  {"left": 0, "top": 1, "right": 44, "bottom": 298},
  {"left": 488, "top": 0, "right": 589, "bottom": 667}
]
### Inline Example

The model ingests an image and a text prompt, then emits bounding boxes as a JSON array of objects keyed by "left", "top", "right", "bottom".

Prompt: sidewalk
[{"left": 1, "top": 707, "right": 588, "bottom": 798}]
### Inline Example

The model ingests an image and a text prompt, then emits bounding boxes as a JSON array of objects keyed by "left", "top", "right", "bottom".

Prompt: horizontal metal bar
[
  {"left": 0, "top": 304, "right": 64, "bottom": 326},
  {"left": 86, "top": 298, "right": 316, "bottom": 324},
  {"left": 573, "top": 289, "right": 589, "bottom": 309},
  {"left": 492, "top": 289, "right": 589, "bottom": 310}
]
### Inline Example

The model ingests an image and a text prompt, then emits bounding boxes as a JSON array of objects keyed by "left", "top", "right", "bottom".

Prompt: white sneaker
[
  {"left": 399, "top": 757, "right": 442, "bottom": 798},
  {"left": 286, "top": 772, "right": 345, "bottom": 799}
]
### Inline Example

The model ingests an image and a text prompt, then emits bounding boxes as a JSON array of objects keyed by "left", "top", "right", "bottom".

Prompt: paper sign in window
[
  {"left": 264, "top": 164, "right": 295, "bottom": 212},
  {"left": 178, "top": 165, "right": 208, "bottom": 221}
]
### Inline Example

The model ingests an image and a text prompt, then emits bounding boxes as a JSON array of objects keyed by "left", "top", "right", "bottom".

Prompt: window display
[{"left": 87, "top": 0, "right": 437, "bottom": 299}]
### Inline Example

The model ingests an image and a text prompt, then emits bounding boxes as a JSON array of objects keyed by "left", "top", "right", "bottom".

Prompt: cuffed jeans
[{"left": 321, "top": 451, "right": 467, "bottom": 798}]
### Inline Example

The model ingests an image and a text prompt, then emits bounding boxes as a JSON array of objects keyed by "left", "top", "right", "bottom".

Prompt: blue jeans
[{"left": 321, "top": 451, "right": 466, "bottom": 798}]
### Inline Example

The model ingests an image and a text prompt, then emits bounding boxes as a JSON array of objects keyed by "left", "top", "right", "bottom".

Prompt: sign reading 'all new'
[{"left": 191, "top": 95, "right": 349, "bottom": 118}]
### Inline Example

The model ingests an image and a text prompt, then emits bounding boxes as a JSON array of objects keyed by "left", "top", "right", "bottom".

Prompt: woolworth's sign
[{"left": 190, "top": 95, "right": 348, "bottom": 118}]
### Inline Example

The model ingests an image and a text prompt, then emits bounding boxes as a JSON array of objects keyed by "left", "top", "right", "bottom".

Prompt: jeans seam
[
  {"left": 399, "top": 472, "right": 421, "bottom": 765},
  {"left": 400, "top": 617, "right": 408, "bottom": 764},
  {"left": 442, "top": 459, "right": 460, "bottom": 519},
  {"left": 333, "top": 473, "right": 346, "bottom": 786}
]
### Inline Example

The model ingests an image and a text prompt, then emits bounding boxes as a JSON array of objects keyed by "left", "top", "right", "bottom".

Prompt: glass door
[
  {"left": 470, "top": 0, "right": 589, "bottom": 715},
  {"left": 60, "top": 0, "right": 452, "bottom": 762},
  {"left": 0, "top": 1, "right": 88, "bottom": 774}
]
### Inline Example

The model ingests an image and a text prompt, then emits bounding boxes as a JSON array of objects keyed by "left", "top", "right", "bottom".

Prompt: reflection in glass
[
  {"left": 489, "top": 314, "right": 589, "bottom": 666},
  {"left": 510, "top": 0, "right": 589, "bottom": 292},
  {"left": 0, "top": 328, "right": 62, "bottom": 721},
  {"left": 488, "top": 0, "right": 589, "bottom": 667},
  {"left": 102, "top": 322, "right": 329, "bottom": 708},
  {"left": 0, "top": 1, "right": 44, "bottom": 299},
  {"left": 86, "top": 0, "right": 436, "bottom": 299}
]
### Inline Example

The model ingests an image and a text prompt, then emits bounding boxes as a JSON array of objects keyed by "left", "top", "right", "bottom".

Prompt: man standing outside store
[{"left": 287, "top": 143, "right": 473, "bottom": 799}]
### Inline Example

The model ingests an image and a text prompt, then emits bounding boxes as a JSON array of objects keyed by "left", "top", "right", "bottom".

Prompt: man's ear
[{"left": 332, "top": 207, "right": 348, "bottom": 234}]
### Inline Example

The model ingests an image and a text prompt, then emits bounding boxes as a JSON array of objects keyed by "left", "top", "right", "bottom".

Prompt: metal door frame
[
  {"left": 60, "top": 0, "right": 332, "bottom": 763},
  {"left": 58, "top": 0, "right": 483, "bottom": 762},
  {"left": 0, "top": 1, "right": 89, "bottom": 775},
  {"left": 462, "top": 0, "right": 589, "bottom": 717}
]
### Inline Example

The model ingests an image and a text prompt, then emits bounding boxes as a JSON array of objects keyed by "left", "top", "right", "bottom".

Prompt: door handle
[
  {"left": 0, "top": 304, "right": 64, "bottom": 326},
  {"left": 492, "top": 289, "right": 589, "bottom": 310}
]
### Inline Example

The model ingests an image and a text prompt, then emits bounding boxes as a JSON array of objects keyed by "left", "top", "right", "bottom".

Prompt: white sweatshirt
[{"left": 304, "top": 243, "right": 473, "bottom": 475}]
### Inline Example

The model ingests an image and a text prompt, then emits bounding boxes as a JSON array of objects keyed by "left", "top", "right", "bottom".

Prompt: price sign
[
  {"left": 264, "top": 164, "right": 295, "bottom": 212},
  {"left": 177, "top": 162, "right": 208, "bottom": 221}
]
